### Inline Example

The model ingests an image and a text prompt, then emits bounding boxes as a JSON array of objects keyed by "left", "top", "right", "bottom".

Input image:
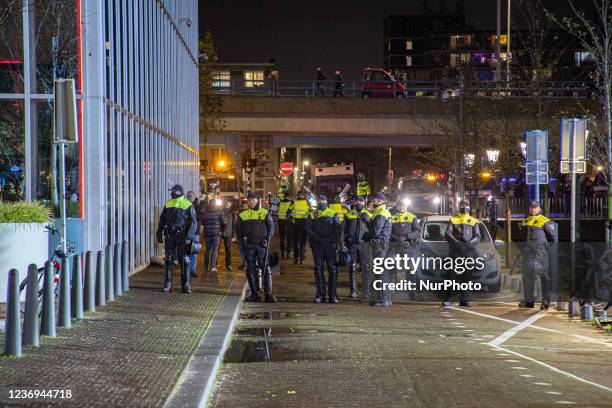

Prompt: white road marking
[
  {"left": 491, "top": 345, "right": 612, "bottom": 393},
  {"left": 555, "top": 401, "right": 576, "bottom": 405},
  {"left": 505, "top": 359, "right": 521, "bottom": 363},
  {"left": 546, "top": 391, "right": 562, "bottom": 395},
  {"left": 512, "top": 367, "right": 528, "bottom": 370},
  {"left": 497, "top": 353, "right": 511, "bottom": 356},
  {"left": 520, "top": 374, "right": 535, "bottom": 378},
  {"left": 533, "top": 382, "right": 552, "bottom": 386},
  {"left": 488, "top": 311, "right": 548, "bottom": 347}
]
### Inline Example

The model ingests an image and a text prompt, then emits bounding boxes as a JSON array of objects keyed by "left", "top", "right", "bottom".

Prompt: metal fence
[
  {"left": 212, "top": 79, "right": 595, "bottom": 100},
  {"left": 494, "top": 197, "right": 608, "bottom": 219}
]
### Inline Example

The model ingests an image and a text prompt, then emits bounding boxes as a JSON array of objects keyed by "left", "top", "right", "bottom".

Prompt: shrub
[{"left": 0, "top": 201, "right": 54, "bottom": 223}]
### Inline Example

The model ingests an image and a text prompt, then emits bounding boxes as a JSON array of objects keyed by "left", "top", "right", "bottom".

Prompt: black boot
[
  {"left": 314, "top": 268, "right": 326, "bottom": 303},
  {"left": 162, "top": 263, "right": 173, "bottom": 292},
  {"left": 328, "top": 268, "right": 339, "bottom": 304},
  {"left": 349, "top": 264, "right": 358, "bottom": 298},
  {"left": 263, "top": 266, "right": 277, "bottom": 303},
  {"left": 244, "top": 269, "right": 259, "bottom": 302},
  {"left": 181, "top": 261, "right": 191, "bottom": 294}
]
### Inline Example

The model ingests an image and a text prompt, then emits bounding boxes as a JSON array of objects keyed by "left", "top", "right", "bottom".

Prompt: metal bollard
[
  {"left": 95, "top": 250, "right": 106, "bottom": 306},
  {"left": 568, "top": 300, "right": 580, "bottom": 316},
  {"left": 23, "top": 264, "right": 40, "bottom": 347},
  {"left": 57, "top": 257, "right": 72, "bottom": 328},
  {"left": 71, "top": 254, "right": 83, "bottom": 319},
  {"left": 84, "top": 251, "right": 95, "bottom": 312},
  {"left": 122, "top": 241, "right": 129, "bottom": 292},
  {"left": 581, "top": 304, "right": 594, "bottom": 320},
  {"left": 114, "top": 243, "right": 122, "bottom": 296},
  {"left": 41, "top": 261, "right": 56, "bottom": 337},
  {"left": 4, "top": 269, "right": 22, "bottom": 356},
  {"left": 105, "top": 244, "right": 114, "bottom": 302}
]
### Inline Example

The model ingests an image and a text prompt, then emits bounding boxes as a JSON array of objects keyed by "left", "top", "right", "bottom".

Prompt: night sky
[{"left": 199, "top": 0, "right": 575, "bottom": 80}]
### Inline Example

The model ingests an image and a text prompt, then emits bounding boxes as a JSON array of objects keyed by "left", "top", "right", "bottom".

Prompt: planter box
[{"left": 0, "top": 223, "right": 49, "bottom": 302}]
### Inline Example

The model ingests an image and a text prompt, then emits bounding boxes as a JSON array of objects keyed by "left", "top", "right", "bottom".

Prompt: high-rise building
[{"left": 0, "top": 0, "right": 199, "bottom": 271}]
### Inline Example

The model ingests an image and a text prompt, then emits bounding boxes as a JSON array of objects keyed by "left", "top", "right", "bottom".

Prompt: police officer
[
  {"left": 236, "top": 192, "right": 276, "bottom": 303},
  {"left": 356, "top": 173, "right": 371, "bottom": 199},
  {"left": 278, "top": 194, "right": 294, "bottom": 259},
  {"left": 390, "top": 200, "right": 421, "bottom": 299},
  {"left": 156, "top": 185, "right": 198, "bottom": 293},
  {"left": 520, "top": 201, "right": 556, "bottom": 309},
  {"left": 306, "top": 195, "right": 342, "bottom": 303},
  {"left": 344, "top": 195, "right": 371, "bottom": 298},
  {"left": 290, "top": 190, "right": 310, "bottom": 265},
  {"left": 329, "top": 194, "right": 348, "bottom": 224},
  {"left": 368, "top": 192, "right": 392, "bottom": 307},
  {"left": 278, "top": 178, "right": 289, "bottom": 200},
  {"left": 444, "top": 200, "right": 481, "bottom": 307}
]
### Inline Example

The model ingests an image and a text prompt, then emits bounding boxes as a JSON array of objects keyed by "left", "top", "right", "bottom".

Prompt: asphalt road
[{"left": 210, "top": 257, "right": 612, "bottom": 408}]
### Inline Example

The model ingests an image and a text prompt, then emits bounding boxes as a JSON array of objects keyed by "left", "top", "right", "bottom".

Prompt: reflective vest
[
  {"left": 450, "top": 213, "right": 477, "bottom": 226},
  {"left": 164, "top": 196, "right": 193, "bottom": 210},
  {"left": 308, "top": 207, "right": 337, "bottom": 219},
  {"left": 372, "top": 204, "right": 391, "bottom": 220},
  {"left": 239, "top": 208, "right": 269, "bottom": 243},
  {"left": 278, "top": 201, "right": 291, "bottom": 220},
  {"left": 356, "top": 180, "right": 371, "bottom": 197},
  {"left": 391, "top": 211, "right": 416, "bottom": 223},
  {"left": 291, "top": 200, "right": 309, "bottom": 219},
  {"left": 521, "top": 214, "right": 550, "bottom": 228},
  {"left": 329, "top": 203, "right": 347, "bottom": 222}
]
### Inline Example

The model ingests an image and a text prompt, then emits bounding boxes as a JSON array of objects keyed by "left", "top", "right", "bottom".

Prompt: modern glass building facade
[{"left": 0, "top": 0, "right": 199, "bottom": 271}]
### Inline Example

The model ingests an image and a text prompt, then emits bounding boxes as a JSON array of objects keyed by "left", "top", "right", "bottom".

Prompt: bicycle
[{"left": 19, "top": 225, "right": 79, "bottom": 315}]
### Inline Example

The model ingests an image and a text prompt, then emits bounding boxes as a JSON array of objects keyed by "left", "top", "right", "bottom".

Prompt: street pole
[
  {"left": 296, "top": 146, "right": 302, "bottom": 193},
  {"left": 496, "top": 0, "right": 501, "bottom": 82},
  {"left": 250, "top": 139, "right": 255, "bottom": 192},
  {"left": 458, "top": 73, "right": 465, "bottom": 200},
  {"left": 58, "top": 141, "right": 67, "bottom": 254},
  {"left": 507, "top": 0, "right": 511, "bottom": 84},
  {"left": 388, "top": 147, "right": 392, "bottom": 191}
]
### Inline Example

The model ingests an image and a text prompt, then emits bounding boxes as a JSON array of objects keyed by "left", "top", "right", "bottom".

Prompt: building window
[
  {"left": 212, "top": 71, "right": 230, "bottom": 88},
  {"left": 450, "top": 53, "right": 471, "bottom": 67},
  {"left": 490, "top": 34, "right": 508, "bottom": 47},
  {"left": 575, "top": 51, "right": 592, "bottom": 66},
  {"left": 244, "top": 71, "right": 264, "bottom": 87},
  {"left": 405, "top": 56, "right": 412, "bottom": 66},
  {"left": 450, "top": 35, "right": 473, "bottom": 49},
  {"left": 406, "top": 40, "right": 413, "bottom": 50}
]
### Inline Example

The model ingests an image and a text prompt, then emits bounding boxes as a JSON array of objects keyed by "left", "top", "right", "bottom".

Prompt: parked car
[
  {"left": 416, "top": 215, "right": 503, "bottom": 292},
  {"left": 361, "top": 68, "right": 407, "bottom": 98}
]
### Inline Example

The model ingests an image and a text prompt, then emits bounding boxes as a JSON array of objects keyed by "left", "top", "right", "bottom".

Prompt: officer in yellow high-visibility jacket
[
  {"left": 444, "top": 200, "right": 481, "bottom": 307},
  {"left": 520, "top": 201, "right": 556, "bottom": 309},
  {"left": 278, "top": 194, "right": 293, "bottom": 259},
  {"left": 390, "top": 200, "right": 421, "bottom": 300},
  {"left": 368, "top": 192, "right": 392, "bottom": 307},
  {"left": 289, "top": 190, "right": 310, "bottom": 265},
  {"left": 356, "top": 173, "right": 371, "bottom": 198},
  {"left": 329, "top": 194, "right": 348, "bottom": 223}
]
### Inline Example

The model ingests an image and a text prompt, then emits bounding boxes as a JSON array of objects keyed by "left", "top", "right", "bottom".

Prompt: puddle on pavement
[
  {"left": 239, "top": 311, "right": 323, "bottom": 320},
  {"left": 223, "top": 339, "right": 295, "bottom": 363},
  {"left": 234, "top": 326, "right": 330, "bottom": 336}
]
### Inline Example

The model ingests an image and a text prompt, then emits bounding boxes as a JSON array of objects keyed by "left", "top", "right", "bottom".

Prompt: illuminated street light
[
  {"left": 481, "top": 171, "right": 492, "bottom": 180},
  {"left": 303, "top": 160, "right": 310, "bottom": 166},
  {"left": 520, "top": 142, "right": 527, "bottom": 157},
  {"left": 596, "top": 165, "right": 604, "bottom": 172},
  {"left": 486, "top": 149, "right": 500, "bottom": 163},
  {"left": 294, "top": 167, "right": 299, "bottom": 171},
  {"left": 217, "top": 159, "right": 226, "bottom": 168}
]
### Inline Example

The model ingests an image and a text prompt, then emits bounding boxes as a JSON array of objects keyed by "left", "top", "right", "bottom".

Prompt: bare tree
[{"left": 547, "top": 0, "right": 612, "bottom": 243}]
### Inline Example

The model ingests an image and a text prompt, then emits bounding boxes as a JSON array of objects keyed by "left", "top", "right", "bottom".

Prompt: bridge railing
[
  {"left": 494, "top": 196, "right": 608, "bottom": 219},
  {"left": 212, "top": 79, "right": 595, "bottom": 100}
]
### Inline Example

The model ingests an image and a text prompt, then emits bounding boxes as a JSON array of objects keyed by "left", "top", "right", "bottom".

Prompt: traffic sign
[
  {"left": 560, "top": 118, "right": 587, "bottom": 161},
  {"left": 9, "top": 165, "right": 20, "bottom": 173},
  {"left": 525, "top": 130, "right": 549, "bottom": 185},
  {"left": 280, "top": 162, "right": 293, "bottom": 175},
  {"left": 560, "top": 160, "right": 586, "bottom": 174}
]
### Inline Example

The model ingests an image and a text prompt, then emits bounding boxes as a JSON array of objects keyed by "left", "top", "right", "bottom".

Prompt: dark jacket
[
  {"left": 156, "top": 196, "right": 198, "bottom": 241},
  {"left": 344, "top": 207, "right": 371, "bottom": 245},
  {"left": 306, "top": 207, "right": 342, "bottom": 247},
  {"left": 390, "top": 211, "right": 420, "bottom": 242},
  {"left": 236, "top": 207, "right": 275, "bottom": 246},
  {"left": 202, "top": 204, "right": 228, "bottom": 238},
  {"left": 446, "top": 214, "right": 481, "bottom": 257},
  {"left": 367, "top": 204, "right": 392, "bottom": 243},
  {"left": 521, "top": 215, "right": 556, "bottom": 243},
  {"left": 222, "top": 208, "right": 236, "bottom": 239}
]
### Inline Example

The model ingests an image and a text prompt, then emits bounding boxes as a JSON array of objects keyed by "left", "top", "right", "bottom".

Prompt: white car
[{"left": 416, "top": 215, "right": 503, "bottom": 292}]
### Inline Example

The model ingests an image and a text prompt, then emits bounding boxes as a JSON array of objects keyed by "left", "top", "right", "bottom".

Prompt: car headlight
[
  {"left": 402, "top": 197, "right": 412, "bottom": 206},
  {"left": 215, "top": 198, "right": 223, "bottom": 206},
  {"left": 433, "top": 196, "right": 441, "bottom": 204}
]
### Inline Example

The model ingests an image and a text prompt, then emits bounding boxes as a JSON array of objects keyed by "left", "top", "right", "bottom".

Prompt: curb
[{"left": 164, "top": 274, "right": 246, "bottom": 408}]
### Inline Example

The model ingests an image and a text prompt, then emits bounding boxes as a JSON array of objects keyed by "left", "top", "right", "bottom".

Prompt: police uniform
[
  {"left": 445, "top": 212, "right": 481, "bottom": 305},
  {"left": 390, "top": 210, "right": 421, "bottom": 299},
  {"left": 278, "top": 197, "right": 294, "bottom": 258},
  {"left": 356, "top": 179, "right": 371, "bottom": 198},
  {"left": 156, "top": 185, "right": 198, "bottom": 293},
  {"left": 344, "top": 204, "right": 371, "bottom": 297},
  {"left": 521, "top": 213, "right": 555, "bottom": 308},
  {"left": 236, "top": 201, "right": 276, "bottom": 303},
  {"left": 368, "top": 201, "right": 392, "bottom": 306},
  {"left": 290, "top": 197, "right": 310, "bottom": 264},
  {"left": 306, "top": 202, "right": 342, "bottom": 303}
]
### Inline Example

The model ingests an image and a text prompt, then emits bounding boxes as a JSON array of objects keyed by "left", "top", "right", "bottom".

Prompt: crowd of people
[{"left": 156, "top": 178, "right": 558, "bottom": 310}]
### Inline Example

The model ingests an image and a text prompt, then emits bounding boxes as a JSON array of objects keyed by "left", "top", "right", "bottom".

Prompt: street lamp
[
  {"left": 303, "top": 160, "right": 310, "bottom": 166},
  {"left": 217, "top": 159, "right": 226, "bottom": 168}
]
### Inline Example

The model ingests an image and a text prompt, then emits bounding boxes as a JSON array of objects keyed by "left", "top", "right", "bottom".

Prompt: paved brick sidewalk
[{"left": 0, "top": 264, "right": 237, "bottom": 407}]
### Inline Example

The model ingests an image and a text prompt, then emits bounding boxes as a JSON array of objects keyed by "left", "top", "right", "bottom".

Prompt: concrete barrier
[
  {"left": 41, "top": 261, "right": 56, "bottom": 337},
  {"left": 4, "top": 269, "right": 22, "bottom": 356},
  {"left": 23, "top": 264, "right": 40, "bottom": 347}
]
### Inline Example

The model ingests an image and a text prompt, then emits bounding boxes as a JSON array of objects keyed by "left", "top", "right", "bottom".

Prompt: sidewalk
[{"left": 0, "top": 261, "right": 242, "bottom": 407}]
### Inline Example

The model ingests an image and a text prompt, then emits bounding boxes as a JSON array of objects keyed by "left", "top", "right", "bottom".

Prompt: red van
[{"left": 361, "top": 68, "right": 407, "bottom": 98}]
